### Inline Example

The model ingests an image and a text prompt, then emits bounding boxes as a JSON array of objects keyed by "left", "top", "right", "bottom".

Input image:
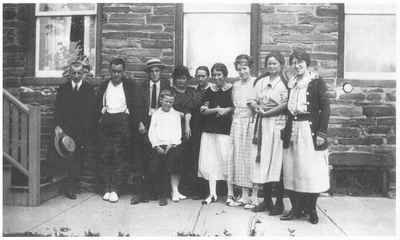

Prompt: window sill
[{"left": 22, "top": 76, "right": 104, "bottom": 86}]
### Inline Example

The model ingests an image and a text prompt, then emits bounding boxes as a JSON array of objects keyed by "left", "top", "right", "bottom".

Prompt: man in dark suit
[
  {"left": 95, "top": 58, "right": 138, "bottom": 203},
  {"left": 55, "top": 61, "right": 96, "bottom": 199},
  {"left": 130, "top": 58, "right": 171, "bottom": 204}
]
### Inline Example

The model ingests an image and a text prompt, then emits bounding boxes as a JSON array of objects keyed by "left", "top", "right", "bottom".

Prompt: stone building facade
[{"left": 3, "top": 3, "right": 396, "bottom": 197}]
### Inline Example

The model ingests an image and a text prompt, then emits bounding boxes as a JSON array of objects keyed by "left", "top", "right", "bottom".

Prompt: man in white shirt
[
  {"left": 147, "top": 90, "right": 185, "bottom": 206},
  {"left": 96, "top": 58, "right": 137, "bottom": 203}
]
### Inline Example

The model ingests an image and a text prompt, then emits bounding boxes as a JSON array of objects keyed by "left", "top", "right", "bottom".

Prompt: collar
[
  {"left": 210, "top": 83, "right": 232, "bottom": 92},
  {"left": 107, "top": 80, "right": 123, "bottom": 88},
  {"left": 149, "top": 80, "right": 160, "bottom": 88},
  {"left": 288, "top": 71, "right": 317, "bottom": 89},
  {"left": 71, "top": 80, "right": 83, "bottom": 90}
]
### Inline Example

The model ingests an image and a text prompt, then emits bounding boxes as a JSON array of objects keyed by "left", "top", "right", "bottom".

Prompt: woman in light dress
[
  {"left": 250, "top": 51, "right": 288, "bottom": 215},
  {"left": 198, "top": 63, "right": 234, "bottom": 204},
  {"left": 226, "top": 55, "right": 258, "bottom": 209},
  {"left": 279, "top": 49, "right": 330, "bottom": 224}
]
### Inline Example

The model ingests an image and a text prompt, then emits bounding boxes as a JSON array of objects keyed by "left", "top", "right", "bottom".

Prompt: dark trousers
[
  {"left": 133, "top": 134, "right": 154, "bottom": 197},
  {"left": 98, "top": 113, "right": 129, "bottom": 193},
  {"left": 66, "top": 144, "right": 86, "bottom": 192},
  {"left": 149, "top": 145, "right": 182, "bottom": 198}
]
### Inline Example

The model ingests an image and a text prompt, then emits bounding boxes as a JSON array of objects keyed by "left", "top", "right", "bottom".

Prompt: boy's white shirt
[{"left": 148, "top": 107, "right": 182, "bottom": 148}]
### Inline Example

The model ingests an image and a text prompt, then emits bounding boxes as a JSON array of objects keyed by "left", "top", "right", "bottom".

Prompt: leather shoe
[
  {"left": 280, "top": 210, "right": 301, "bottom": 221},
  {"left": 159, "top": 197, "right": 168, "bottom": 206},
  {"left": 65, "top": 191, "right": 77, "bottom": 200},
  {"left": 308, "top": 210, "right": 319, "bottom": 224},
  {"left": 252, "top": 200, "right": 270, "bottom": 212},
  {"left": 269, "top": 202, "right": 284, "bottom": 216},
  {"left": 130, "top": 194, "right": 141, "bottom": 205}
]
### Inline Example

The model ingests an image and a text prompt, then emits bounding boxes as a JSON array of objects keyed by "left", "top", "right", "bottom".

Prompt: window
[
  {"left": 183, "top": 4, "right": 251, "bottom": 78},
  {"left": 344, "top": 3, "right": 396, "bottom": 80},
  {"left": 35, "top": 4, "right": 97, "bottom": 77}
]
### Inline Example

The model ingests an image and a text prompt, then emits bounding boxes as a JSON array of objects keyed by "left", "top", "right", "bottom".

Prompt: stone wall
[
  {"left": 101, "top": 3, "right": 177, "bottom": 83},
  {"left": 3, "top": 4, "right": 31, "bottom": 87}
]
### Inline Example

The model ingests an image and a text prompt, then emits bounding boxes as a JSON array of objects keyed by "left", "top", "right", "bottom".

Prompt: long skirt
[
  {"left": 198, "top": 132, "right": 232, "bottom": 181},
  {"left": 251, "top": 117, "right": 285, "bottom": 184},
  {"left": 227, "top": 117, "right": 256, "bottom": 188},
  {"left": 282, "top": 121, "right": 330, "bottom": 193}
]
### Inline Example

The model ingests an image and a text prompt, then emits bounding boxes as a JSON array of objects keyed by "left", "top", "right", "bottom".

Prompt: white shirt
[
  {"left": 102, "top": 81, "right": 129, "bottom": 114},
  {"left": 148, "top": 108, "right": 182, "bottom": 147},
  {"left": 149, "top": 80, "right": 161, "bottom": 115},
  {"left": 71, "top": 80, "right": 82, "bottom": 91}
]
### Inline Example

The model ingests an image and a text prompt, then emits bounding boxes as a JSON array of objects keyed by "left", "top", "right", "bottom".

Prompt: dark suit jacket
[
  {"left": 134, "top": 79, "right": 171, "bottom": 129},
  {"left": 95, "top": 76, "right": 138, "bottom": 130},
  {"left": 281, "top": 77, "right": 331, "bottom": 151},
  {"left": 55, "top": 80, "right": 96, "bottom": 145}
]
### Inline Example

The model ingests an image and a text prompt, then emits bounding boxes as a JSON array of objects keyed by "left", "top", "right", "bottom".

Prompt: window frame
[
  {"left": 34, "top": 3, "right": 98, "bottom": 78},
  {"left": 343, "top": 4, "right": 396, "bottom": 80},
  {"left": 175, "top": 3, "right": 261, "bottom": 76}
]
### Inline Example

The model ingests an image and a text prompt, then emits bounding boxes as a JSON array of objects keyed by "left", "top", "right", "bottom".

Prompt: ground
[{"left": 2, "top": 193, "right": 397, "bottom": 237}]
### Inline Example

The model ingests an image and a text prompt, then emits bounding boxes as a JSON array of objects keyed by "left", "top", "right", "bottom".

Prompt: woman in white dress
[
  {"left": 250, "top": 51, "right": 289, "bottom": 215},
  {"left": 226, "top": 55, "right": 258, "bottom": 209},
  {"left": 280, "top": 49, "right": 330, "bottom": 224},
  {"left": 198, "top": 63, "right": 234, "bottom": 204}
]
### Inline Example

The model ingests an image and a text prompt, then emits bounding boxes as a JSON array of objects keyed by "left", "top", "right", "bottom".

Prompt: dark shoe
[
  {"left": 65, "top": 191, "right": 77, "bottom": 200},
  {"left": 280, "top": 210, "right": 301, "bottom": 221},
  {"left": 308, "top": 210, "right": 319, "bottom": 224},
  {"left": 130, "top": 194, "right": 141, "bottom": 205},
  {"left": 252, "top": 199, "right": 273, "bottom": 212},
  {"left": 159, "top": 197, "right": 168, "bottom": 206},
  {"left": 269, "top": 202, "right": 284, "bottom": 216}
]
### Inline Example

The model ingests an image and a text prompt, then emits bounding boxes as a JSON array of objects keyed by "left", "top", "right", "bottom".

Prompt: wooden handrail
[
  {"left": 3, "top": 89, "right": 30, "bottom": 113},
  {"left": 3, "top": 152, "right": 29, "bottom": 176}
]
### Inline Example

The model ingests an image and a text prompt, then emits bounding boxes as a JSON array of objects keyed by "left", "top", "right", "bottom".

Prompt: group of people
[{"left": 54, "top": 48, "right": 330, "bottom": 225}]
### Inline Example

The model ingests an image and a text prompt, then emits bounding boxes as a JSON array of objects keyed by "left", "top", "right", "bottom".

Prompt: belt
[{"left": 292, "top": 113, "right": 311, "bottom": 121}]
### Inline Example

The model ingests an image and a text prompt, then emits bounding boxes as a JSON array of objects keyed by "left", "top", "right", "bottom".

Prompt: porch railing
[{"left": 3, "top": 89, "right": 41, "bottom": 206}]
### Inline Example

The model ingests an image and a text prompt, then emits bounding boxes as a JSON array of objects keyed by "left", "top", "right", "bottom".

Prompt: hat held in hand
[{"left": 54, "top": 131, "right": 76, "bottom": 159}]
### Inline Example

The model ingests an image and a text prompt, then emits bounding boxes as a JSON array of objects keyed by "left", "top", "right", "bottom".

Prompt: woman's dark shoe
[
  {"left": 159, "top": 197, "right": 168, "bottom": 206},
  {"left": 269, "top": 202, "right": 284, "bottom": 216},
  {"left": 308, "top": 210, "right": 319, "bottom": 224},
  {"left": 280, "top": 210, "right": 301, "bottom": 221}
]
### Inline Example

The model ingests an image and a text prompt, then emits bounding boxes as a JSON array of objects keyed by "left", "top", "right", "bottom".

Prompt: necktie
[
  {"left": 151, "top": 83, "right": 157, "bottom": 108},
  {"left": 74, "top": 85, "right": 78, "bottom": 92}
]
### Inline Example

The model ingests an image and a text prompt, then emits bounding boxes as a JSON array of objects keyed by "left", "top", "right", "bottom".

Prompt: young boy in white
[{"left": 148, "top": 90, "right": 186, "bottom": 206}]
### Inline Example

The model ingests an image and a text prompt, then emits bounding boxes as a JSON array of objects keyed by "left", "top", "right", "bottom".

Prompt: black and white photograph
[{"left": 1, "top": 0, "right": 398, "bottom": 238}]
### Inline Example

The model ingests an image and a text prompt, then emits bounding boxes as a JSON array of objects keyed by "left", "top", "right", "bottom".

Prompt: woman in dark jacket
[{"left": 280, "top": 49, "right": 330, "bottom": 224}]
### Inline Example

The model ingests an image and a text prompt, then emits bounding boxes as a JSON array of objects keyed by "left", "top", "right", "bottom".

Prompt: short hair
[
  {"left": 211, "top": 63, "right": 228, "bottom": 77},
  {"left": 289, "top": 48, "right": 311, "bottom": 67},
  {"left": 264, "top": 51, "right": 285, "bottom": 67},
  {"left": 171, "top": 65, "right": 191, "bottom": 80},
  {"left": 110, "top": 58, "right": 126, "bottom": 70},
  {"left": 234, "top": 54, "right": 253, "bottom": 70},
  {"left": 159, "top": 89, "right": 175, "bottom": 99},
  {"left": 195, "top": 66, "right": 210, "bottom": 77}
]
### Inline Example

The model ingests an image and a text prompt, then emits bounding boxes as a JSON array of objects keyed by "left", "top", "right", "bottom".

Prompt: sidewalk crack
[
  {"left": 317, "top": 204, "right": 347, "bottom": 236},
  {"left": 26, "top": 193, "right": 96, "bottom": 233}
]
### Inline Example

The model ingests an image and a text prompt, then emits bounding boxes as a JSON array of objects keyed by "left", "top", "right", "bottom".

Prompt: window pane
[
  {"left": 344, "top": 15, "right": 396, "bottom": 73},
  {"left": 38, "top": 4, "right": 96, "bottom": 13},
  {"left": 37, "top": 16, "right": 96, "bottom": 75},
  {"left": 184, "top": 14, "right": 250, "bottom": 77}
]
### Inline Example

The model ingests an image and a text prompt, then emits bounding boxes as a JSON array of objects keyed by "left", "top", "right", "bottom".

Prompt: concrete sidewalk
[{"left": 2, "top": 193, "right": 397, "bottom": 237}]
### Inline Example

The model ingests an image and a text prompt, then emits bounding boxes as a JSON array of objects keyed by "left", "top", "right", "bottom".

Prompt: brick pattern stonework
[
  {"left": 101, "top": 3, "right": 177, "bottom": 83},
  {"left": 3, "top": 4, "right": 31, "bottom": 87}
]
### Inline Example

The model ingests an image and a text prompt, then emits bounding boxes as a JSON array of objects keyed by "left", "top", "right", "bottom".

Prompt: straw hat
[
  {"left": 144, "top": 58, "right": 165, "bottom": 72},
  {"left": 54, "top": 131, "right": 76, "bottom": 159}
]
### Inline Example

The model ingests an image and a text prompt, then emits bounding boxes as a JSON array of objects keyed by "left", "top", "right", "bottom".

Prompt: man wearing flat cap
[
  {"left": 130, "top": 58, "right": 171, "bottom": 204},
  {"left": 55, "top": 60, "right": 96, "bottom": 199}
]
